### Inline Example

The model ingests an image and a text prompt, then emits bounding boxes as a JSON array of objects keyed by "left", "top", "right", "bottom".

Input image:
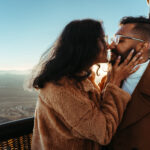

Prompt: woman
[{"left": 29, "top": 19, "right": 142, "bottom": 150}]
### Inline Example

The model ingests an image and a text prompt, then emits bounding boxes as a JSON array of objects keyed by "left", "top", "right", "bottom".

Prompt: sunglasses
[{"left": 112, "top": 34, "right": 145, "bottom": 45}]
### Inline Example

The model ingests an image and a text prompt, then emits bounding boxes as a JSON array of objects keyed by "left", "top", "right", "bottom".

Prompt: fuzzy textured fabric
[{"left": 31, "top": 76, "right": 131, "bottom": 150}]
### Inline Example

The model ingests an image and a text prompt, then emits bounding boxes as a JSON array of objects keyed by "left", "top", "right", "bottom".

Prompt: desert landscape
[
  {"left": 0, "top": 71, "right": 37, "bottom": 124},
  {"left": 0, "top": 67, "right": 106, "bottom": 124}
]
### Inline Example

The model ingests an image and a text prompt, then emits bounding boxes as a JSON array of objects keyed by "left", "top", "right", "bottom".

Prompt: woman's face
[{"left": 95, "top": 39, "right": 108, "bottom": 64}]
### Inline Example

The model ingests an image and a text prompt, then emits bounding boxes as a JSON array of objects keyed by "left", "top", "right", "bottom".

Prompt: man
[{"left": 106, "top": 16, "right": 150, "bottom": 150}]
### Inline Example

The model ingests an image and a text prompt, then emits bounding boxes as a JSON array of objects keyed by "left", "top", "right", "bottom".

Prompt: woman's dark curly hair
[{"left": 31, "top": 19, "right": 106, "bottom": 89}]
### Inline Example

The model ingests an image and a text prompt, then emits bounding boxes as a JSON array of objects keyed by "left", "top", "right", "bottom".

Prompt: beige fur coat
[{"left": 31, "top": 76, "right": 131, "bottom": 150}]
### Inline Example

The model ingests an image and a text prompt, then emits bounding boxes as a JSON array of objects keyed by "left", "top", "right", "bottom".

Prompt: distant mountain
[{"left": 0, "top": 70, "right": 31, "bottom": 75}]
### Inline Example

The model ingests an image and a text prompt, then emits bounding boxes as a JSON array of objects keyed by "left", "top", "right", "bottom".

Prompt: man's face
[{"left": 110, "top": 24, "right": 141, "bottom": 65}]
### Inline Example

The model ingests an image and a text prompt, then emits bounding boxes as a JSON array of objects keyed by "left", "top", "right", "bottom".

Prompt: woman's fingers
[
  {"left": 130, "top": 56, "right": 143, "bottom": 67},
  {"left": 110, "top": 49, "right": 143, "bottom": 83},
  {"left": 121, "top": 49, "right": 135, "bottom": 66},
  {"left": 128, "top": 51, "right": 143, "bottom": 67},
  {"left": 129, "top": 65, "right": 140, "bottom": 74},
  {"left": 114, "top": 56, "right": 121, "bottom": 67},
  {"left": 124, "top": 50, "right": 143, "bottom": 76}
]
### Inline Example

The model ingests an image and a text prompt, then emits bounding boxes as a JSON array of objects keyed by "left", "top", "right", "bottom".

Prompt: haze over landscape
[{"left": 0, "top": 71, "right": 37, "bottom": 124}]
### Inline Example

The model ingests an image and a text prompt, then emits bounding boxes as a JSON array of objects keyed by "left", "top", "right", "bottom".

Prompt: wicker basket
[{"left": 0, "top": 117, "right": 34, "bottom": 150}]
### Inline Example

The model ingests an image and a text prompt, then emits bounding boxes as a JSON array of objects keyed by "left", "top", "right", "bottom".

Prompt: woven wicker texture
[{"left": 0, "top": 133, "right": 32, "bottom": 150}]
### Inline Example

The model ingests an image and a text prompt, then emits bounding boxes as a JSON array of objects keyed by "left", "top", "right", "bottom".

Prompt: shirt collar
[{"left": 127, "top": 59, "right": 150, "bottom": 79}]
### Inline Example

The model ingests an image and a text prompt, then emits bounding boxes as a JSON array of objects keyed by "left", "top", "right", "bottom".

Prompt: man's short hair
[{"left": 120, "top": 16, "right": 150, "bottom": 41}]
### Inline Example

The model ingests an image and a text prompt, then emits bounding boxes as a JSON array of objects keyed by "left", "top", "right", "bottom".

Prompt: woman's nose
[{"left": 108, "top": 42, "right": 116, "bottom": 49}]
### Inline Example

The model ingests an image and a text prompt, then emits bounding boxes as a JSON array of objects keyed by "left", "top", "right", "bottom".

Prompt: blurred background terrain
[{"left": 0, "top": 71, "right": 37, "bottom": 124}]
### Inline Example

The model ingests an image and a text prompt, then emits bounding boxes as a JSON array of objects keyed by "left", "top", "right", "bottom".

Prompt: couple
[{"left": 30, "top": 16, "right": 150, "bottom": 150}]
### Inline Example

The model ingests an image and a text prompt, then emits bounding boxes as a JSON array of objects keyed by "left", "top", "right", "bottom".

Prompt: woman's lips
[{"left": 111, "top": 52, "right": 118, "bottom": 61}]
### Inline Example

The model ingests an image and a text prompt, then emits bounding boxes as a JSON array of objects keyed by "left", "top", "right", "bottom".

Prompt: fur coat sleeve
[{"left": 35, "top": 77, "right": 131, "bottom": 146}]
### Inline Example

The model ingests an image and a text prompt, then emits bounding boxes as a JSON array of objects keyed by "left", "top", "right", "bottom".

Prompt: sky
[{"left": 0, "top": 0, "right": 149, "bottom": 71}]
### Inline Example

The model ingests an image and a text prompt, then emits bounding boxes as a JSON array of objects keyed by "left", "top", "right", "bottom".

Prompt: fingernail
[
  {"left": 138, "top": 52, "right": 141, "bottom": 55},
  {"left": 140, "top": 56, "right": 143, "bottom": 59},
  {"left": 118, "top": 56, "right": 121, "bottom": 59},
  {"left": 131, "top": 49, "right": 134, "bottom": 53}
]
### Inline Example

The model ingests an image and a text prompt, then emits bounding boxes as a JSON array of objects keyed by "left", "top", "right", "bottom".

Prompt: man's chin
[
  {"left": 109, "top": 59, "right": 116, "bottom": 65},
  {"left": 109, "top": 55, "right": 125, "bottom": 66},
  {"left": 110, "top": 48, "right": 136, "bottom": 66},
  {"left": 109, "top": 53, "right": 118, "bottom": 65}
]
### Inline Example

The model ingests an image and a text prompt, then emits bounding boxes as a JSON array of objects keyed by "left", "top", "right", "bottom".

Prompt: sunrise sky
[{"left": 0, "top": 0, "right": 149, "bottom": 71}]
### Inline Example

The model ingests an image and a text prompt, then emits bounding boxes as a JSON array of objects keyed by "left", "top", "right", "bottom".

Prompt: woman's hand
[{"left": 108, "top": 49, "right": 143, "bottom": 87}]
